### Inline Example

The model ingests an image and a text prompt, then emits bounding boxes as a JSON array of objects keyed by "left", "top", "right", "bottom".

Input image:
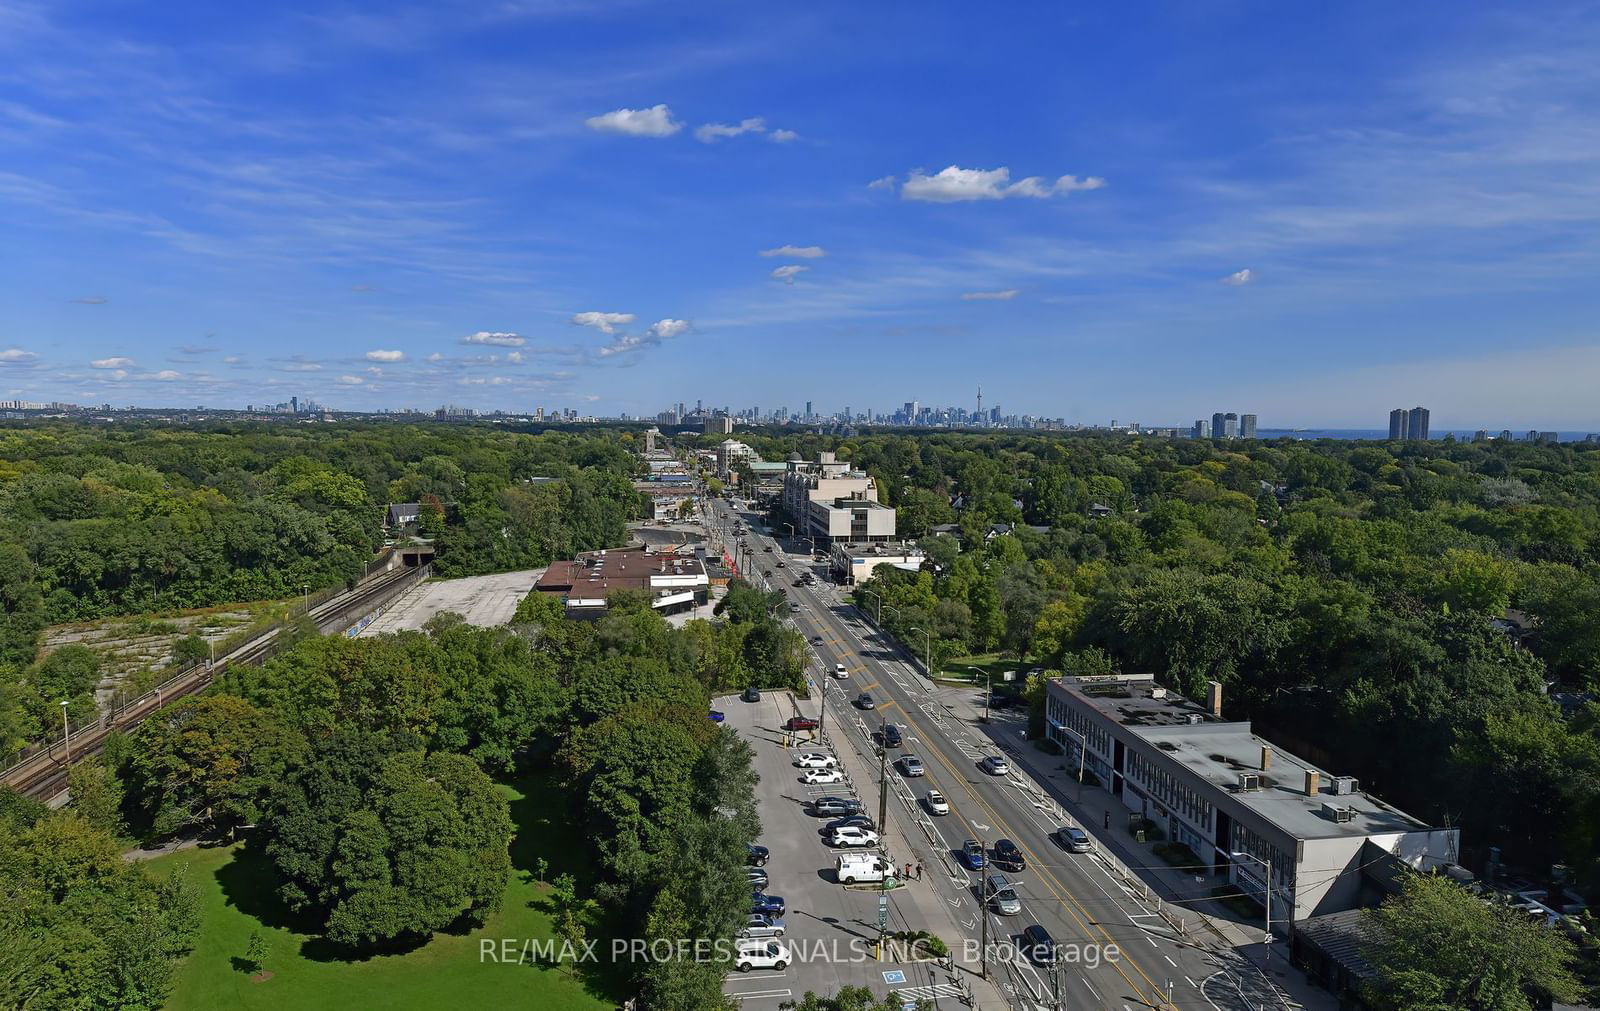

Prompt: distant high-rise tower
[
  {"left": 291, "top": 396, "right": 299, "bottom": 414},
  {"left": 1407, "top": 406, "right": 1430, "bottom": 441},
  {"left": 1223, "top": 413, "right": 1239, "bottom": 438},
  {"left": 976, "top": 384, "right": 983, "bottom": 426},
  {"left": 1211, "top": 412, "right": 1226, "bottom": 439},
  {"left": 1240, "top": 414, "right": 1257, "bottom": 438},
  {"left": 1193, "top": 419, "right": 1210, "bottom": 438},
  {"left": 1389, "top": 408, "right": 1408, "bottom": 440}
]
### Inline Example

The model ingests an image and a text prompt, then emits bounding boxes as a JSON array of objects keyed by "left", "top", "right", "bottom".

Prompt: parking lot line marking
[
  {"left": 727, "top": 988, "right": 792, "bottom": 1001},
  {"left": 1082, "top": 977, "right": 1101, "bottom": 1001}
]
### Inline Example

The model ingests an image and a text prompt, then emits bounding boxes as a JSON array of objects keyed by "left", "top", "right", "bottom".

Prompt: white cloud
[
  {"left": 461, "top": 331, "right": 526, "bottom": 347},
  {"left": 648, "top": 318, "right": 689, "bottom": 339},
  {"left": 281, "top": 362, "right": 322, "bottom": 372},
  {"left": 107, "top": 369, "right": 128, "bottom": 381},
  {"left": 154, "top": 370, "right": 181, "bottom": 380},
  {"left": 69, "top": 295, "right": 108, "bottom": 305},
  {"left": 585, "top": 104, "right": 681, "bottom": 137},
  {"left": 426, "top": 352, "right": 444, "bottom": 362},
  {"left": 770, "top": 265, "right": 808, "bottom": 284},
  {"left": 759, "top": 245, "right": 826, "bottom": 259},
  {"left": 0, "top": 348, "right": 39, "bottom": 364},
  {"left": 571, "top": 311, "right": 635, "bottom": 334},
  {"left": 694, "top": 117, "right": 764, "bottom": 143},
  {"left": 365, "top": 348, "right": 405, "bottom": 362},
  {"left": 768, "top": 129, "right": 799, "bottom": 143},
  {"left": 961, "top": 289, "right": 1020, "bottom": 301},
  {"left": 91, "top": 356, "right": 134, "bottom": 369},
  {"left": 595, "top": 334, "right": 650, "bottom": 358},
  {"left": 899, "top": 166, "right": 1106, "bottom": 202},
  {"left": 867, "top": 175, "right": 897, "bottom": 191},
  {"left": 506, "top": 350, "right": 525, "bottom": 363},
  {"left": 1220, "top": 268, "right": 1256, "bottom": 286},
  {"left": 223, "top": 355, "right": 243, "bottom": 365},
  {"left": 337, "top": 374, "right": 364, "bottom": 385}
]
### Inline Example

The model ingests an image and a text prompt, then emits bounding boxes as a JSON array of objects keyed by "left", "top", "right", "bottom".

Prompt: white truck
[{"left": 837, "top": 852, "right": 899, "bottom": 885}]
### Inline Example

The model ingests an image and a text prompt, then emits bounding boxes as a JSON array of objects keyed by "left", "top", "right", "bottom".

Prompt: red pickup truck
[{"left": 784, "top": 716, "right": 819, "bottom": 731}]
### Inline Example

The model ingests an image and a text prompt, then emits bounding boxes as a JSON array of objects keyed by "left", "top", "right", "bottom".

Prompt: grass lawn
[
  {"left": 937, "top": 654, "right": 1029, "bottom": 691},
  {"left": 155, "top": 772, "right": 624, "bottom": 1011}
]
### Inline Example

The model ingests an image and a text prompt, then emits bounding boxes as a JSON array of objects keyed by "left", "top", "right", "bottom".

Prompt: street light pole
[
  {"left": 909, "top": 626, "right": 932, "bottom": 676},
  {"left": 60, "top": 700, "right": 70, "bottom": 761},
  {"left": 977, "top": 833, "right": 988, "bottom": 980},
  {"left": 1231, "top": 850, "right": 1274, "bottom": 961},
  {"left": 864, "top": 589, "right": 882, "bottom": 623},
  {"left": 1063, "top": 726, "right": 1087, "bottom": 802},
  {"left": 876, "top": 739, "right": 890, "bottom": 959}
]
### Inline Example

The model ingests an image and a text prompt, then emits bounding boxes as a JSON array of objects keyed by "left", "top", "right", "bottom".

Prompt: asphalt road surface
[{"left": 708, "top": 498, "right": 1274, "bottom": 1011}]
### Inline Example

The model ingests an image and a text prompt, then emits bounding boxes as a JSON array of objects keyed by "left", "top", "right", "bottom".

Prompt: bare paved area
[{"left": 358, "top": 569, "right": 543, "bottom": 636}]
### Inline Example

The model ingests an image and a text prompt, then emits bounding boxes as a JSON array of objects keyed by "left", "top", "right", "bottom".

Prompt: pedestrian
[
  {"left": 915, "top": 862, "right": 923, "bottom": 880},
  {"left": 905, "top": 863, "right": 913, "bottom": 880},
  {"left": 1104, "top": 811, "right": 1111, "bottom": 830}
]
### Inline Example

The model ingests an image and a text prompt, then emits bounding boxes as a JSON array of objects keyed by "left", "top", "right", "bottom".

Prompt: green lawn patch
[{"left": 156, "top": 771, "right": 623, "bottom": 1011}]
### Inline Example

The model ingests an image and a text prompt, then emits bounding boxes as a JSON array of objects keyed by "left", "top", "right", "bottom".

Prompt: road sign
[{"left": 878, "top": 894, "right": 888, "bottom": 927}]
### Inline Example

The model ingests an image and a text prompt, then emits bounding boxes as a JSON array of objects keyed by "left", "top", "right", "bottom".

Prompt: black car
[
  {"left": 742, "top": 686, "right": 762, "bottom": 703},
  {"left": 879, "top": 724, "right": 902, "bottom": 748},
  {"left": 987, "top": 693, "right": 1021, "bottom": 711},
  {"left": 824, "top": 814, "right": 876, "bottom": 834},
  {"left": 1020, "top": 924, "right": 1057, "bottom": 965},
  {"left": 747, "top": 844, "right": 769, "bottom": 866},
  {"left": 992, "top": 838, "right": 1026, "bottom": 871}
]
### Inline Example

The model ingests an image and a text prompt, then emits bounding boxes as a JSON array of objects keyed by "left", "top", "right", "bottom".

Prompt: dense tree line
[
  {"left": 0, "top": 422, "right": 646, "bottom": 753},
  {"left": 699, "top": 429, "right": 1600, "bottom": 893},
  {"left": 65, "top": 575, "right": 792, "bottom": 1009}
]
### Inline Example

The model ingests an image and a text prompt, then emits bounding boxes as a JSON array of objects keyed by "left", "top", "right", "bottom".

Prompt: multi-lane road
[{"left": 707, "top": 497, "right": 1277, "bottom": 1011}]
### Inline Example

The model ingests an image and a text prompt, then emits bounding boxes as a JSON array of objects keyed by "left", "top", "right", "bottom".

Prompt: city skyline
[{"left": 4, "top": 4, "right": 1600, "bottom": 426}]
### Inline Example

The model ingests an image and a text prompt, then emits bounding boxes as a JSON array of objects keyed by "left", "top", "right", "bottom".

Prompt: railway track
[{"left": 1, "top": 564, "right": 430, "bottom": 802}]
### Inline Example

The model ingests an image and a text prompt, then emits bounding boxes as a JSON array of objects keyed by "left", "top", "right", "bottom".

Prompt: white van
[
  {"left": 837, "top": 852, "right": 898, "bottom": 884},
  {"left": 734, "top": 939, "right": 791, "bottom": 972}
]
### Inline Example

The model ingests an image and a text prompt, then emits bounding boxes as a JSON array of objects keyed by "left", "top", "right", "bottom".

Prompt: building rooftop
[
  {"left": 830, "top": 540, "right": 924, "bottom": 557},
  {"left": 1059, "top": 674, "right": 1435, "bottom": 840},
  {"left": 536, "top": 545, "right": 706, "bottom": 598}
]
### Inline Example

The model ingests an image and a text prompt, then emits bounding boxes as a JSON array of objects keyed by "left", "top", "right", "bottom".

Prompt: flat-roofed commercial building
[
  {"left": 1044, "top": 673, "right": 1458, "bottom": 923},
  {"left": 534, "top": 545, "right": 708, "bottom": 618},
  {"left": 781, "top": 451, "right": 882, "bottom": 543},
  {"left": 828, "top": 540, "right": 924, "bottom": 586}
]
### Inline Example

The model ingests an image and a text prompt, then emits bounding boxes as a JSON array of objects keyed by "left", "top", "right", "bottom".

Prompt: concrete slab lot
[
  {"left": 719, "top": 690, "right": 972, "bottom": 1008},
  {"left": 358, "top": 569, "right": 543, "bottom": 636}
]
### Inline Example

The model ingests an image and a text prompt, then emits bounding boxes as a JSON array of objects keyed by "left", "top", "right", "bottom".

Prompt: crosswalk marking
[{"left": 890, "top": 982, "right": 964, "bottom": 1001}]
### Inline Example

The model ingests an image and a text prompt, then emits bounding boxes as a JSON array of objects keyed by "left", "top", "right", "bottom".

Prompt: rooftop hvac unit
[
  {"left": 1150, "top": 687, "right": 1168, "bottom": 699},
  {"left": 1237, "top": 773, "right": 1262, "bottom": 791},
  {"left": 1332, "top": 776, "right": 1359, "bottom": 795},
  {"left": 1322, "top": 802, "right": 1356, "bottom": 823},
  {"left": 1185, "top": 713, "right": 1204, "bottom": 725}
]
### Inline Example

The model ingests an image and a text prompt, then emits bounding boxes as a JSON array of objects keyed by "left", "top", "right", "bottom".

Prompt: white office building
[{"left": 1044, "top": 673, "right": 1458, "bottom": 924}]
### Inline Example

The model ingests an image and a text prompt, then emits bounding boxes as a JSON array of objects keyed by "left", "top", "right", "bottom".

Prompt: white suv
[
  {"left": 829, "top": 825, "right": 880, "bottom": 848},
  {"left": 734, "top": 940, "right": 791, "bottom": 972},
  {"left": 793, "top": 752, "right": 837, "bottom": 769},
  {"left": 834, "top": 663, "right": 850, "bottom": 679}
]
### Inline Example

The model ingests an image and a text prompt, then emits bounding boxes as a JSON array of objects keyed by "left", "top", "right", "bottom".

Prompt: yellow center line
[{"left": 875, "top": 663, "right": 1171, "bottom": 1008}]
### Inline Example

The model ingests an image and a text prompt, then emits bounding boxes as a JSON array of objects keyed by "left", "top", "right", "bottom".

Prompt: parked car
[
  {"left": 801, "top": 768, "right": 844, "bottom": 785},
  {"left": 734, "top": 939, "right": 791, "bottom": 972},
  {"left": 925, "top": 790, "right": 950, "bottom": 815},
  {"left": 824, "top": 814, "right": 876, "bottom": 834},
  {"left": 1056, "top": 826, "right": 1093, "bottom": 853},
  {"left": 776, "top": 560, "right": 786, "bottom": 568},
  {"left": 880, "top": 724, "right": 902, "bottom": 748},
  {"left": 961, "top": 838, "right": 987, "bottom": 870},
  {"left": 750, "top": 893, "right": 786, "bottom": 917},
  {"left": 855, "top": 692, "right": 875, "bottom": 709},
  {"left": 987, "top": 693, "right": 1020, "bottom": 711},
  {"left": 980, "top": 755, "right": 1010, "bottom": 776},
  {"left": 740, "top": 913, "right": 785, "bottom": 939},
  {"left": 742, "top": 687, "right": 761, "bottom": 703},
  {"left": 709, "top": 709, "right": 725, "bottom": 723},
  {"left": 764, "top": 546, "right": 774, "bottom": 552},
  {"left": 985, "top": 873, "right": 1022, "bottom": 915},
  {"left": 793, "top": 752, "right": 837, "bottom": 769},
  {"left": 897, "top": 755, "right": 925, "bottom": 777},
  {"left": 1020, "top": 924, "right": 1057, "bottom": 965},
  {"left": 834, "top": 663, "right": 850, "bottom": 679},
  {"left": 992, "top": 838, "right": 1026, "bottom": 871},
  {"left": 746, "top": 867, "right": 769, "bottom": 889},
  {"left": 829, "top": 826, "right": 880, "bottom": 848},
  {"left": 810, "top": 796, "right": 864, "bottom": 817},
  {"left": 785, "top": 716, "right": 819, "bottom": 731},
  {"left": 746, "top": 844, "right": 769, "bottom": 866}
]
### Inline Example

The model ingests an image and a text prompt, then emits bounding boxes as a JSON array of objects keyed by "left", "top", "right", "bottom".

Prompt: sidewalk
[{"left": 940, "top": 686, "right": 1341, "bottom": 1011}]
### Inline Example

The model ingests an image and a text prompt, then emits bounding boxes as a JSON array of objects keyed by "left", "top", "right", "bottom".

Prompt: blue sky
[{"left": 3, "top": 0, "right": 1599, "bottom": 428}]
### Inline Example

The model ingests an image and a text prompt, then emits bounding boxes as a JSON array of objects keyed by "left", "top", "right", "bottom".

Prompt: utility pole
[
  {"left": 60, "top": 700, "right": 70, "bottom": 761},
  {"left": 876, "top": 738, "right": 890, "bottom": 959},
  {"left": 977, "top": 834, "right": 988, "bottom": 980}
]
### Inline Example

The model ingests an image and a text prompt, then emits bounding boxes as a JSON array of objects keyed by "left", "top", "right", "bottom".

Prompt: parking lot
[
  {"left": 717, "top": 689, "right": 976, "bottom": 1007},
  {"left": 357, "top": 568, "right": 543, "bottom": 635}
]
